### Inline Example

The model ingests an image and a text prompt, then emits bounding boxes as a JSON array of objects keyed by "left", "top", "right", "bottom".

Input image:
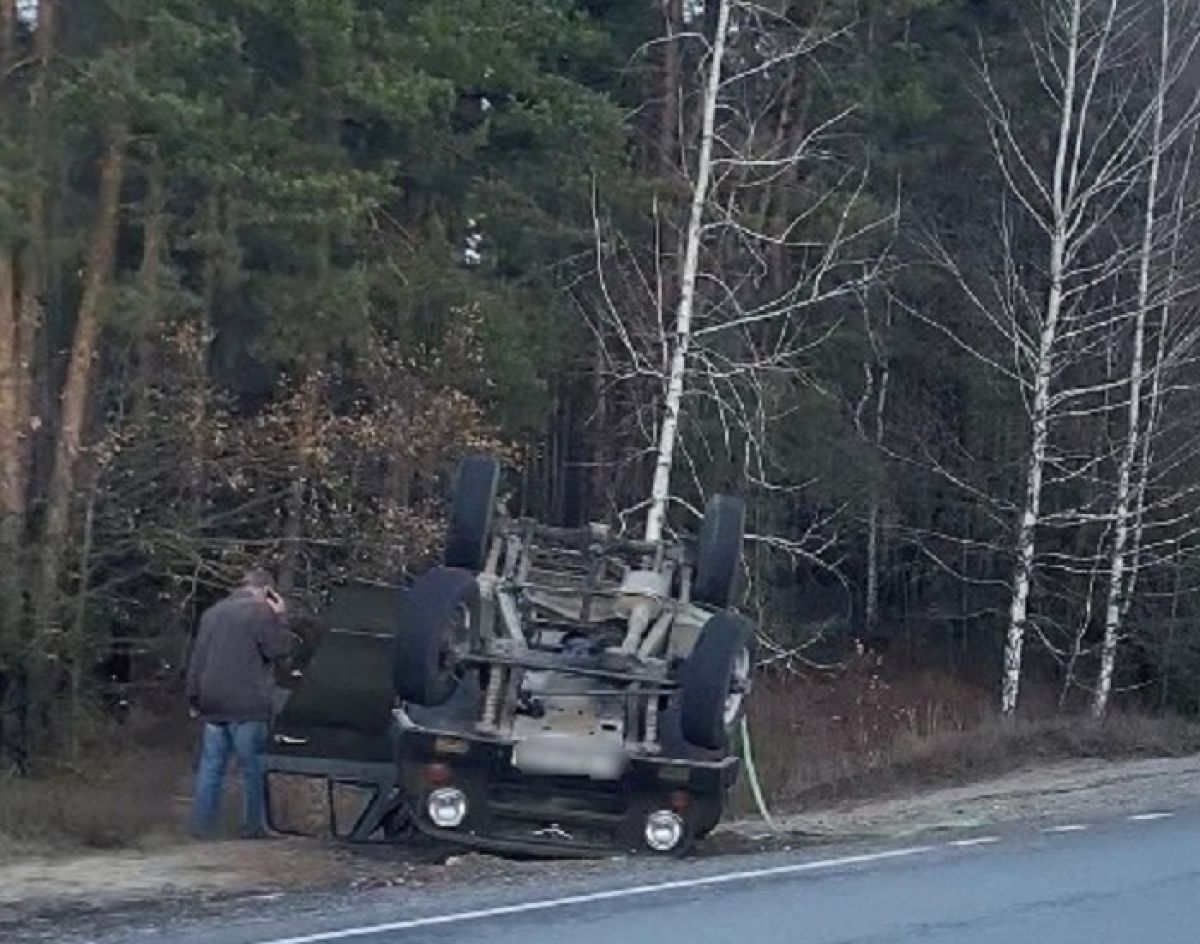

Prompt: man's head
[
  {"left": 240, "top": 568, "right": 286, "bottom": 615},
  {"left": 241, "top": 568, "right": 276, "bottom": 594}
]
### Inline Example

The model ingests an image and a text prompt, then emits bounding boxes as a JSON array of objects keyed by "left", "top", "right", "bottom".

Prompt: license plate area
[{"left": 512, "top": 735, "right": 627, "bottom": 780}]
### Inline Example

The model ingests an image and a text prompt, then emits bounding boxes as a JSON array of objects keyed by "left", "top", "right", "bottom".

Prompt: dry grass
[
  {"left": 4, "top": 667, "right": 1200, "bottom": 855},
  {"left": 745, "top": 655, "right": 991, "bottom": 805},
  {"left": 0, "top": 708, "right": 194, "bottom": 855},
  {"left": 0, "top": 751, "right": 190, "bottom": 854},
  {"left": 880, "top": 712, "right": 1200, "bottom": 780},
  {"left": 743, "top": 657, "right": 1200, "bottom": 812},
  {"left": 0, "top": 707, "right": 385, "bottom": 856}
]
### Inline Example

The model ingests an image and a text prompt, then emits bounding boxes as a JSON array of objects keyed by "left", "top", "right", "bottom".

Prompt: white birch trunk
[
  {"left": 864, "top": 360, "right": 889, "bottom": 637},
  {"left": 1000, "top": 0, "right": 1083, "bottom": 717},
  {"left": 1002, "top": 277, "right": 1061, "bottom": 716},
  {"left": 1120, "top": 130, "right": 1197, "bottom": 625},
  {"left": 643, "top": 0, "right": 731, "bottom": 544},
  {"left": 1091, "top": 0, "right": 1170, "bottom": 719}
]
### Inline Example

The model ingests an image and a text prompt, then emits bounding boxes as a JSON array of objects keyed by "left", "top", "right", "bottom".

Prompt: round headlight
[
  {"left": 427, "top": 787, "right": 468, "bottom": 829},
  {"left": 644, "top": 810, "right": 685, "bottom": 853}
]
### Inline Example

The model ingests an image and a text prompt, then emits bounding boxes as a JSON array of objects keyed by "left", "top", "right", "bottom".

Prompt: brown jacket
[{"left": 186, "top": 589, "right": 291, "bottom": 723}]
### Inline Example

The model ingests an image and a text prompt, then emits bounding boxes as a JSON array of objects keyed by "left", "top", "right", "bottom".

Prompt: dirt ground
[{"left": 2, "top": 752, "right": 1199, "bottom": 928}]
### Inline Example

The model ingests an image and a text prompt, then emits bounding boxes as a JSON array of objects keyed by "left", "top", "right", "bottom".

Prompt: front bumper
[{"left": 397, "top": 726, "right": 738, "bottom": 856}]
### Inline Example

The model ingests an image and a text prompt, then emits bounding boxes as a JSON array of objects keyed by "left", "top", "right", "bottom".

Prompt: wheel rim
[
  {"left": 438, "top": 602, "right": 473, "bottom": 677},
  {"left": 723, "top": 646, "right": 751, "bottom": 727}
]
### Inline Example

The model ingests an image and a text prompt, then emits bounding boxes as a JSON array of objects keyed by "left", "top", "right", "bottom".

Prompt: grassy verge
[
  {"left": 744, "top": 664, "right": 1200, "bottom": 812},
  {"left": 780, "top": 713, "right": 1200, "bottom": 811},
  {"left": 4, "top": 670, "right": 1199, "bottom": 855},
  {"left": 0, "top": 708, "right": 193, "bottom": 856},
  {"left": 0, "top": 750, "right": 191, "bottom": 854}
]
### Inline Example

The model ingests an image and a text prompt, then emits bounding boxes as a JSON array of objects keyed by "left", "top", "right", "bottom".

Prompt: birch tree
[
  {"left": 590, "top": 0, "right": 889, "bottom": 550},
  {"left": 642, "top": 0, "right": 730, "bottom": 543},
  {"left": 853, "top": 299, "right": 892, "bottom": 638},
  {"left": 1091, "top": 0, "right": 1200, "bottom": 717},
  {"left": 918, "top": 0, "right": 1194, "bottom": 715}
]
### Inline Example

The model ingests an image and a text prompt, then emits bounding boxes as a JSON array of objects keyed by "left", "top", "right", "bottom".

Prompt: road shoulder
[{"left": 4, "top": 753, "right": 1200, "bottom": 941}]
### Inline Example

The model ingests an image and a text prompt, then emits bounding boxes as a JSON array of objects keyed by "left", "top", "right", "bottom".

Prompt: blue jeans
[{"left": 190, "top": 720, "right": 268, "bottom": 838}]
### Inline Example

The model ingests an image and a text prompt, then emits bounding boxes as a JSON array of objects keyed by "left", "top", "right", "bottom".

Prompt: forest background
[{"left": 3, "top": 0, "right": 1200, "bottom": 837}]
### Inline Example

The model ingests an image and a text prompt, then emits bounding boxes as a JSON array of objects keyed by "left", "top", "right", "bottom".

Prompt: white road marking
[
  {"left": 1044, "top": 824, "right": 1090, "bottom": 834},
  {"left": 1128, "top": 812, "right": 1175, "bottom": 822},
  {"left": 948, "top": 836, "right": 1001, "bottom": 847},
  {"left": 253, "top": 845, "right": 936, "bottom": 944}
]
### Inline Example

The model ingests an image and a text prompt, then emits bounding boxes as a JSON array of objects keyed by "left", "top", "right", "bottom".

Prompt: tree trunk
[
  {"left": 132, "top": 154, "right": 167, "bottom": 422},
  {"left": 1158, "top": 557, "right": 1182, "bottom": 712},
  {"left": 999, "top": 0, "right": 1084, "bottom": 717},
  {"left": 2, "top": 0, "right": 56, "bottom": 649},
  {"left": 1120, "top": 116, "right": 1198, "bottom": 634},
  {"left": 34, "top": 126, "right": 128, "bottom": 636},
  {"left": 278, "top": 375, "right": 320, "bottom": 597},
  {"left": 864, "top": 359, "right": 889, "bottom": 638},
  {"left": 657, "top": 0, "right": 683, "bottom": 172},
  {"left": 1001, "top": 249, "right": 1062, "bottom": 717},
  {"left": 644, "top": 0, "right": 731, "bottom": 544},
  {"left": 174, "top": 193, "right": 220, "bottom": 676},
  {"left": 14, "top": 248, "right": 43, "bottom": 538},
  {"left": 755, "top": 62, "right": 808, "bottom": 299},
  {"left": 34, "top": 0, "right": 55, "bottom": 58},
  {"left": 190, "top": 191, "right": 220, "bottom": 510},
  {"left": 67, "top": 473, "right": 98, "bottom": 761},
  {"left": 1092, "top": 0, "right": 1169, "bottom": 719},
  {"left": 0, "top": 1, "right": 23, "bottom": 649},
  {"left": 0, "top": 252, "right": 20, "bottom": 648},
  {"left": 3, "top": 0, "right": 56, "bottom": 762},
  {"left": 591, "top": 339, "right": 612, "bottom": 521},
  {"left": 279, "top": 479, "right": 307, "bottom": 598},
  {"left": 0, "top": 0, "right": 14, "bottom": 78}
]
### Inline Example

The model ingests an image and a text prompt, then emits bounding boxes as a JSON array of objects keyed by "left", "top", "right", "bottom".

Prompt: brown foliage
[{"left": 744, "top": 658, "right": 1200, "bottom": 811}]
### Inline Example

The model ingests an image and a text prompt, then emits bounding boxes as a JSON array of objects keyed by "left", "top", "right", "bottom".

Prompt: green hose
[{"left": 740, "top": 715, "right": 775, "bottom": 830}]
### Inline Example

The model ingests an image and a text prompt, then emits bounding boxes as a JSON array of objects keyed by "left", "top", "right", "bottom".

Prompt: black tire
[
  {"left": 393, "top": 567, "right": 480, "bottom": 706},
  {"left": 679, "top": 611, "right": 754, "bottom": 751},
  {"left": 692, "top": 495, "right": 745, "bottom": 608},
  {"left": 693, "top": 793, "right": 727, "bottom": 839},
  {"left": 444, "top": 456, "right": 500, "bottom": 572}
]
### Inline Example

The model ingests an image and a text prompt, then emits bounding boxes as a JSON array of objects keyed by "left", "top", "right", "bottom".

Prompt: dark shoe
[{"left": 238, "top": 827, "right": 271, "bottom": 840}]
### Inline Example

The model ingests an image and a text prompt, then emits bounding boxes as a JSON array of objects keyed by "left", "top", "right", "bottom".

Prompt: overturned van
[{"left": 267, "top": 456, "right": 754, "bottom": 857}]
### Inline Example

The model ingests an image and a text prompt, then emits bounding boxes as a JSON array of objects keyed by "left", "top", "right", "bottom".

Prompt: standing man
[{"left": 186, "top": 568, "right": 291, "bottom": 839}]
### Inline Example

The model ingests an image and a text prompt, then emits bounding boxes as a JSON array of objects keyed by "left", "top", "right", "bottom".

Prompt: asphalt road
[{"left": 92, "top": 808, "right": 1200, "bottom": 944}]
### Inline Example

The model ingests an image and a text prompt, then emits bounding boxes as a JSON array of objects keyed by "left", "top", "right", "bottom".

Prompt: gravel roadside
[{"left": 3, "top": 753, "right": 1199, "bottom": 941}]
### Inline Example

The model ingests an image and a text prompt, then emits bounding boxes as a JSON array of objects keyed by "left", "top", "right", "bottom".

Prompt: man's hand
[
  {"left": 263, "top": 588, "right": 287, "bottom": 617},
  {"left": 189, "top": 706, "right": 200, "bottom": 720}
]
